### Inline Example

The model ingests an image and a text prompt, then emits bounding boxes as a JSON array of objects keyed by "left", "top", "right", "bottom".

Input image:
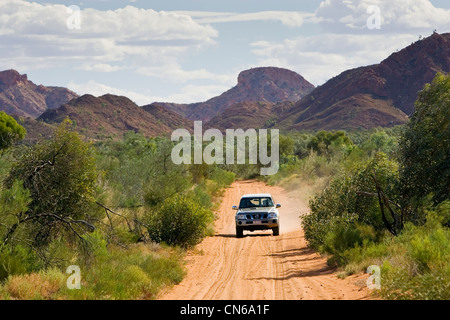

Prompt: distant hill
[
  {"left": 205, "top": 101, "right": 293, "bottom": 130},
  {"left": 276, "top": 32, "right": 450, "bottom": 130},
  {"left": 150, "top": 67, "right": 315, "bottom": 122},
  {"left": 0, "top": 69, "right": 78, "bottom": 118},
  {"left": 4, "top": 32, "right": 449, "bottom": 140},
  {"left": 38, "top": 94, "right": 192, "bottom": 140},
  {"left": 161, "top": 33, "right": 450, "bottom": 132},
  {"left": 12, "top": 116, "right": 56, "bottom": 144}
]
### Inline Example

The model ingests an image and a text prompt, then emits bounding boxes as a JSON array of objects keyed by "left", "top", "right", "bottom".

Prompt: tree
[
  {"left": 360, "top": 130, "right": 399, "bottom": 156},
  {"left": 2, "top": 119, "right": 101, "bottom": 252},
  {"left": 0, "top": 111, "right": 26, "bottom": 153},
  {"left": 398, "top": 73, "right": 450, "bottom": 206},
  {"left": 303, "top": 152, "right": 399, "bottom": 249},
  {"left": 307, "top": 130, "right": 353, "bottom": 156},
  {"left": 143, "top": 138, "right": 190, "bottom": 206}
]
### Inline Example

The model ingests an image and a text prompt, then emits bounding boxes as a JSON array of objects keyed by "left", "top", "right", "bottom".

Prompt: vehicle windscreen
[{"left": 239, "top": 197, "right": 274, "bottom": 209}]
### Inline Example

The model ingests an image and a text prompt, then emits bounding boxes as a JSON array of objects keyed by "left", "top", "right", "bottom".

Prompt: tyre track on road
[{"left": 158, "top": 180, "right": 371, "bottom": 300}]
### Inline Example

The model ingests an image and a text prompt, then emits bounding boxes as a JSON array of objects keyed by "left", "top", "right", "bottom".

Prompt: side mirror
[
  {"left": 276, "top": 204, "right": 281, "bottom": 208},
  {"left": 232, "top": 205, "right": 238, "bottom": 210}
]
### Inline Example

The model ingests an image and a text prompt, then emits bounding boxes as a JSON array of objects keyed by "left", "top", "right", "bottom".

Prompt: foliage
[
  {"left": 302, "top": 152, "right": 398, "bottom": 251},
  {"left": 0, "top": 244, "right": 43, "bottom": 282},
  {"left": 379, "top": 203, "right": 450, "bottom": 300},
  {"left": 322, "top": 222, "right": 379, "bottom": 267},
  {"left": 1, "top": 70, "right": 447, "bottom": 300},
  {"left": 94, "top": 133, "right": 234, "bottom": 208},
  {"left": 348, "top": 126, "right": 401, "bottom": 158},
  {"left": 307, "top": 130, "right": 353, "bottom": 157},
  {"left": 0, "top": 239, "right": 185, "bottom": 300},
  {"left": 0, "top": 267, "right": 66, "bottom": 300},
  {"left": 145, "top": 194, "right": 215, "bottom": 248},
  {"left": 0, "top": 111, "right": 26, "bottom": 153},
  {"left": 398, "top": 72, "right": 450, "bottom": 205},
  {"left": 0, "top": 122, "right": 235, "bottom": 299},
  {"left": 1, "top": 119, "right": 101, "bottom": 253},
  {"left": 294, "top": 74, "right": 449, "bottom": 300}
]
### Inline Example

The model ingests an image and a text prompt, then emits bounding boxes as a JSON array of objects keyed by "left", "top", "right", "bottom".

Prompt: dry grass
[{"left": 3, "top": 268, "right": 65, "bottom": 300}]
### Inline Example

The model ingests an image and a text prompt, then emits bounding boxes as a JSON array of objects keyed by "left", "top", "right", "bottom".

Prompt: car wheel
[
  {"left": 236, "top": 227, "right": 244, "bottom": 238},
  {"left": 272, "top": 227, "right": 279, "bottom": 236}
]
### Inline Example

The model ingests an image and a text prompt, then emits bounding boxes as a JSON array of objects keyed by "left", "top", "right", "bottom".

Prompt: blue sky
[{"left": 1, "top": 0, "right": 449, "bottom": 105}]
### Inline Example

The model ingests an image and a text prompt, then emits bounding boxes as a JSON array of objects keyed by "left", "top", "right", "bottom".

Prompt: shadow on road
[
  {"left": 246, "top": 247, "right": 336, "bottom": 281},
  {"left": 214, "top": 232, "right": 272, "bottom": 238}
]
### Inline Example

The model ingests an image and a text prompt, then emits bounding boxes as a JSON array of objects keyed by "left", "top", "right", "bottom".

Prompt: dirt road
[{"left": 158, "top": 180, "right": 371, "bottom": 300}]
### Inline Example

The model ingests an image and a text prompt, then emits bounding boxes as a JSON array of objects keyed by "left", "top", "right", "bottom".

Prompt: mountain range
[
  {"left": 0, "top": 69, "right": 78, "bottom": 118},
  {"left": 1, "top": 32, "right": 449, "bottom": 140},
  {"left": 150, "top": 67, "right": 315, "bottom": 122},
  {"left": 276, "top": 32, "right": 450, "bottom": 131},
  {"left": 38, "top": 94, "right": 192, "bottom": 140}
]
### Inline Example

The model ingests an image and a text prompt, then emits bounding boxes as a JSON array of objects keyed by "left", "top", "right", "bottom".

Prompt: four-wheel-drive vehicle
[{"left": 233, "top": 193, "right": 281, "bottom": 238}]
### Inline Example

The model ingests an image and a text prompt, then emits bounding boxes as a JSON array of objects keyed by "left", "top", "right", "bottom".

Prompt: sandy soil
[{"left": 158, "top": 180, "right": 371, "bottom": 300}]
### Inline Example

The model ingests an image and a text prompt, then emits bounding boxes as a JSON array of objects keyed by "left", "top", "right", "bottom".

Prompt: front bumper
[{"left": 235, "top": 218, "right": 279, "bottom": 231}]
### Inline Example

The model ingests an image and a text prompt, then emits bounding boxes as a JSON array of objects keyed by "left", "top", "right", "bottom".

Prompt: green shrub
[
  {"left": 0, "top": 242, "right": 185, "bottom": 300},
  {"left": 64, "top": 244, "right": 185, "bottom": 300},
  {"left": 145, "top": 194, "right": 214, "bottom": 248},
  {"left": 0, "top": 245, "right": 43, "bottom": 282},
  {"left": 209, "top": 166, "right": 235, "bottom": 190},
  {"left": 337, "top": 203, "right": 450, "bottom": 300},
  {"left": 303, "top": 152, "right": 398, "bottom": 251},
  {"left": 381, "top": 263, "right": 450, "bottom": 300},
  {"left": 0, "top": 111, "right": 26, "bottom": 152},
  {"left": 321, "top": 215, "right": 379, "bottom": 266}
]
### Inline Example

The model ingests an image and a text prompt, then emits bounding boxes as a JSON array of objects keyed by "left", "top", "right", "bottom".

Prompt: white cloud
[
  {"left": 67, "top": 80, "right": 230, "bottom": 105},
  {"left": 135, "top": 63, "right": 236, "bottom": 84},
  {"left": 78, "top": 63, "right": 125, "bottom": 72},
  {"left": 251, "top": 33, "right": 418, "bottom": 85},
  {"left": 315, "top": 0, "right": 450, "bottom": 32},
  {"left": 2, "top": 0, "right": 449, "bottom": 106},
  {"left": 249, "top": 0, "right": 450, "bottom": 86},
  {"left": 164, "top": 84, "right": 232, "bottom": 104},
  {"left": 67, "top": 80, "right": 156, "bottom": 105},
  {"left": 175, "top": 11, "right": 314, "bottom": 28},
  {"left": 0, "top": 1, "right": 218, "bottom": 73}
]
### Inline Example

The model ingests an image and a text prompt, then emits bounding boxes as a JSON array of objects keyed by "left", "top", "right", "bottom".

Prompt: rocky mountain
[
  {"left": 276, "top": 32, "right": 450, "bottom": 130},
  {"left": 12, "top": 116, "right": 56, "bottom": 144},
  {"left": 151, "top": 67, "right": 315, "bottom": 122},
  {"left": 4, "top": 32, "right": 449, "bottom": 140},
  {"left": 38, "top": 94, "right": 192, "bottom": 140},
  {"left": 0, "top": 69, "right": 78, "bottom": 118},
  {"left": 205, "top": 101, "right": 293, "bottom": 130}
]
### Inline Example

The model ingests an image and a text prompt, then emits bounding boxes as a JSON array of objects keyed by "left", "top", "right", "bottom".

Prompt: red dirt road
[{"left": 158, "top": 180, "right": 371, "bottom": 300}]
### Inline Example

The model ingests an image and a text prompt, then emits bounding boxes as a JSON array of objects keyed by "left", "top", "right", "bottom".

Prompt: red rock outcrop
[
  {"left": 0, "top": 69, "right": 78, "bottom": 118},
  {"left": 277, "top": 32, "right": 450, "bottom": 130},
  {"left": 150, "top": 67, "right": 315, "bottom": 122}
]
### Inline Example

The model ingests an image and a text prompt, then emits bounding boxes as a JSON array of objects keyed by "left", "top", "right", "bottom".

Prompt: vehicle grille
[{"left": 246, "top": 213, "right": 268, "bottom": 219}]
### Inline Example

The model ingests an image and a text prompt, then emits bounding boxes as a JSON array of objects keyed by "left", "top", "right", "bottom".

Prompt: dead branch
[{"left": 370, "top": 169, "right": 403, "bottom": 236}]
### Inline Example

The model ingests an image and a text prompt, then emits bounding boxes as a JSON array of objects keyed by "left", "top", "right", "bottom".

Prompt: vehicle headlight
[
  {"left": 236, "top": 214, "right": 246, "bottom": 220},
  {"left": 268, "top": 212, "right": 278, "bottom": 218}
]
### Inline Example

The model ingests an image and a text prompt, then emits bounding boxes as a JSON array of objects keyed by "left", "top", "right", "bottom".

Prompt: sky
[{"left": 1, "top": 0, "right": 450, "bottom": 106}]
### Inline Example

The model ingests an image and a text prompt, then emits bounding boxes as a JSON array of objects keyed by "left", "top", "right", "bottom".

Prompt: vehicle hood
[{"left": 237, "top": 207, "right": 275, "bottom": 213}]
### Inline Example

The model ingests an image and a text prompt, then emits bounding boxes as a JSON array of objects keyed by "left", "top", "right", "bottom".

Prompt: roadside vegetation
[
  {"left": 0, "top": 118, "right": 234, "bottom": 299},
  {"left": 263, "top": 72, "right": 450, "bottom": 300},
  {"left": 0, "top": 73, "right": 448, "bottom": 300}
]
